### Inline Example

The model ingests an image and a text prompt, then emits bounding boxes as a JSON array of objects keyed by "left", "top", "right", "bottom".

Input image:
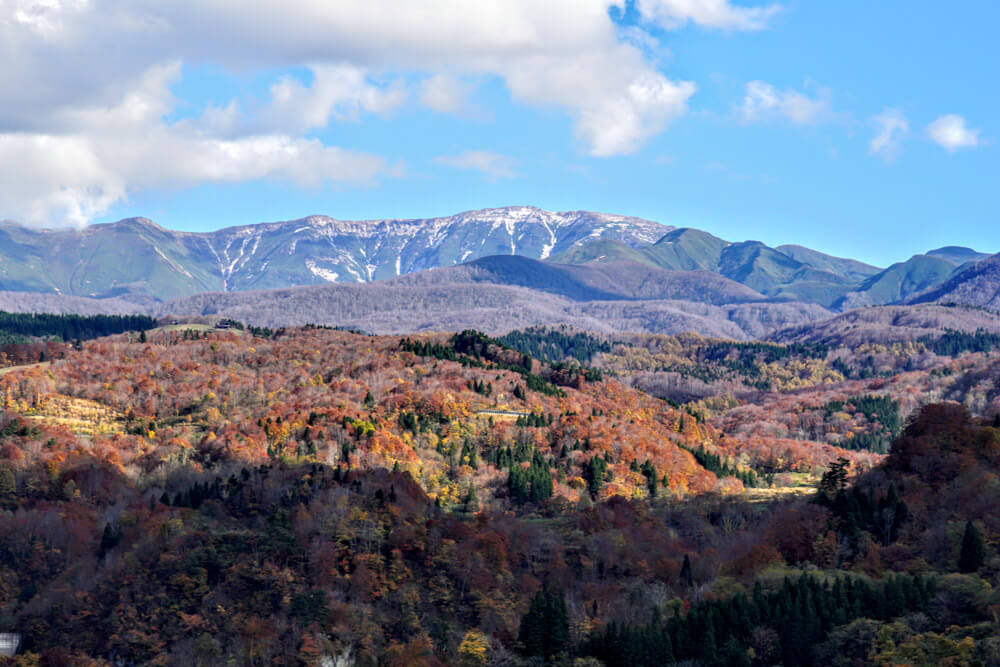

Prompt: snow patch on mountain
[{"left": 305, "top": 260, "right": 339, "bottom": 283}]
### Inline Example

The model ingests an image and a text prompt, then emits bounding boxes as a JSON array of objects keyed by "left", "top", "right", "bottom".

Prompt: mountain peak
[
  {"left": 90, "top": 217, "right": 165, "bottom": 232},
  {"left": 925, "top": 246, "right": 991, "bottom": 265}
]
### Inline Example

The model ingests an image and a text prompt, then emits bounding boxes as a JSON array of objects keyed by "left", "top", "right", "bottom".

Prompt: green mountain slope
[
  {"left": 547, "top": 227, "right": 731, "bottom": 272},
  {"left": 643, "top": 228, "right": 730, "bottom": 271},
  {"left": 546, "top": 239, "right": 654, "bottom": 267},
  {"left": 0, "top": 219, "right": 223, "bottom": 299},
  {"left": 716, "top": 242, "right": 854, "bottom": 306},
  {"left": 553, "top": 232, "right": 858, "bottom": 308},
  {"left": 776, "top": 244, "right": 882, "bottom": 282},
  {"left": 835, "top": 254, "right": 958, "bottom": 309}
]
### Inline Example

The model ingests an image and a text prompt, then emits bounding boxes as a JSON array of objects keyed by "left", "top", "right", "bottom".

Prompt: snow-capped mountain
[
  {"left": 0, "top": 207, "right": 670, "bottom": 300},
  {"left": 205, "top": 206, "right": 670, "bottom": 292}
]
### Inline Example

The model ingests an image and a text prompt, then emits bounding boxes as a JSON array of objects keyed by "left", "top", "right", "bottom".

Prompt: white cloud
[
  {"left": 419, "top": 74, "right": 473, "bottom": 115},
  {"left": 502, "top": 50, "right": 695, "bottom": 156},
  {"left": 435, "top": 150, "right": 517, "bottom": 181},
  {"left": 262, "top": 65, "right": 407, "bottom": 133},
  {"left": 3, "top": 0, "right": 787, "bottom": 224},
  {"left": 739, "top": 81, "right": 833, "bottom": 125},
  {"left": 869, "top": 108, "right": 909, "bottom": 161},
  {"left": 0, "top": 63, "right": 389, "bottom": 226},
  {"left": 636, "top": 0, "right": 780, "bottom": 30},
  {"left": 926, "top": 114, "right": 981, "bottom": 152}
]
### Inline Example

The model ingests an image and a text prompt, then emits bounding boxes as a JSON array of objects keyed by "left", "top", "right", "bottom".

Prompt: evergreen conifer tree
[
  {"left": 464, "top": 483, "right": 478, "bottom": 514},
  {"left": 959, "top": 520, "right": 985, "bottom": 573},
  {"left": 680, "top": 554, "right": 693, "bottom": 588}
]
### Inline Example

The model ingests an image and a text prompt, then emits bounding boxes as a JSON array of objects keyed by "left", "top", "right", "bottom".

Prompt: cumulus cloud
[
  {"left": 261, "top": 65, "right": 408, "bottom": 133},
  {"left": 926, "top": 114, "right": 981, "bottom": 152},
  {"left": 636, "top": 0, "right": 780, "bottom": 30},
  {"left": 1, "top": 0, "right": 779, "bottom": 224},
  {"left": 869, "top": 108, "right": 909, "bottom": 161},
  {"left": 434, "top": 150, "right": 518, "bottom": 181},
  {"left": 738, "top": 80, "right": 833, "bottom": 125},
  {"left": 419, "top": 74, "right": 474, "bottom": 115},
  {"left": 501, "top": 50, "right": 695, "bottom": 156},
  {"left": 0, "top": 63, "right": 389, "bottom": 226}
]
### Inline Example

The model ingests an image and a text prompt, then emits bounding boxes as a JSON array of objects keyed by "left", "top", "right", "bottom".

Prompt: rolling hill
[
  {"left": 0, "top": 250, "right": 834, "bottom": 340},
  {"left": 388, "top": 255, "right": 765, "bottom": 304},
  {"left": 768, "top": 303, "right": 1000, "bottom": 345},
  {"left": 150, "top": 256, "right": 833, "bottom": 339}
]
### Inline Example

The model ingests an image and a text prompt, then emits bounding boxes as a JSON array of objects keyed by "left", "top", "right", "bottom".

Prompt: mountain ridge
[
  {"left": 909, "top": 254, "right": 1000, "bottom": 309},
  {"left": 0, "top": 207, "right": 670, "bottom": 299},
  {"left": 0, "top": 207, "right": 995, "bottom": 326}
]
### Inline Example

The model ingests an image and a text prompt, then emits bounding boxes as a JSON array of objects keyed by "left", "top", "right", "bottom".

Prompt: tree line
[
  {"left": 0, "top": 311, "right": 156, "bottom": 341},
  {"left": 923, "top": 328, "right": 1000, "bottom": 356}
]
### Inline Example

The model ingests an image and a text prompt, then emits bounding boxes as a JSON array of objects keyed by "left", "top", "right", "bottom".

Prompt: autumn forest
[{"left": 1, "top": 316, "right": 1000, "bottom": 665}]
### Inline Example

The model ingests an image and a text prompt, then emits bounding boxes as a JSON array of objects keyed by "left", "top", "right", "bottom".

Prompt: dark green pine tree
[
  {"left": 518, "top": 588, "right": 570, "bottom": 659},
  {"left": 99, "top": 524, "right": 115, "bottom": 556},
  {"left": 464, "top": 483, "right": 479, "bottom": 514},
  {"left": 817, "top": 457, "right": 850, "bottom": 499},
  {"left": 640, "top": 460, "right": 658, "bottom": 497},
  {"left": 680, "top": 554, "right": 693, "bottom": 588},
  {"left": 98, "top": 522, "right": 121, "bottom": 557},
  {"left": 584, "top": 456, "right": 607, "bottom": 499},
  {"left": 701, "top": 609, "right": 718, "bottom": 664},
  {"left": 959, "top": 520, "right": 986, "bottom": 573},
  {"left": 547, "top": 589, "right": 570, "bottom": 658}
]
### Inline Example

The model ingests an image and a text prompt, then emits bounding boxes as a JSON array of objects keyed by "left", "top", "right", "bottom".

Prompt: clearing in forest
[{"left": 25, "top": 394, "right": 126, "bottom": 436}]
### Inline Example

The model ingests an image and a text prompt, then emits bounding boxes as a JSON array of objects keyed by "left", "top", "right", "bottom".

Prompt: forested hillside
[
  {"left": 0, "top": 327, "right": 748, "bottom": 507},
  {"left": 1, "top": 325, "right": 999, "bottom": 663},
  {"left": 0, "top": 312, "right": 155, "bottom": 342},
  {"left": 0, "top": 311, "right": 155, "bottom": 369},
  {"left": 493, "top": 325, "right": 1000, "bottom": 478}
]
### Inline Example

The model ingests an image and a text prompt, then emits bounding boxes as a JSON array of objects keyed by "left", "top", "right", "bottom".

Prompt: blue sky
[{"left": 2, "top": 1, "right": 995, "bottom": 267}]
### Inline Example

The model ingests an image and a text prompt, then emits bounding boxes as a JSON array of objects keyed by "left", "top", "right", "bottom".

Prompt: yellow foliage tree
[{"left": 457, "top": 629, "right": 490, "bottom": 666}]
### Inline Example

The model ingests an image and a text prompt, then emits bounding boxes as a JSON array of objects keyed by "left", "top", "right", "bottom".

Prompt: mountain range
[
  {"left": 0, "top": 207, "right": 665, "bottom": 299},
  {"left": 2, "top": 206, "right": 998, "bottom": 339}
]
